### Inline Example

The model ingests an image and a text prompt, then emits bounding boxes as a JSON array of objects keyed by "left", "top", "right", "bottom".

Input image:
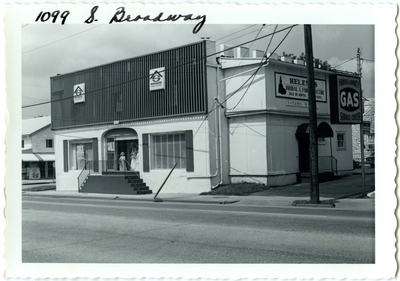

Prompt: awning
[
  {"left": 295, "top": 122, "right": 334, "bottom": 138},
  {"left": 21, "top": 153, "right": 41, "bottom": 162},
  {"left": 36, "top": 154, "right": 55, "bottom": 161},
  {"left": 21, "top": 153, "right": 55, "bottom": 162}
]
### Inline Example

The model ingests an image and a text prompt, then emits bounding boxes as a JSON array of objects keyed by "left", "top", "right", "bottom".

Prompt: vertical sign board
[
  {"left": 73, "top": 83, "right": 85, "bottom": 104},
  {"left": 149, "top": 67, "right": 165, "bottom": 91},
  {"left": 329, "top": 74, "right": 362, "bottom": 124}
]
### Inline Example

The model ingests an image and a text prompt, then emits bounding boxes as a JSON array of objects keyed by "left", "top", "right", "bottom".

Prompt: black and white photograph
[{"left": 3, "top": 2, "right": 397, "bottom": 280}]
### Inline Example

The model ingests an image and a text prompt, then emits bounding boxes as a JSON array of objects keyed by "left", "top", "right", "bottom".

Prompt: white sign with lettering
[
  {"left": 275, "top": 73, "right": 326, "bottom": 102},
  {"left": 149, "top": 67, "right": 165, "bottom": 91},
  {"left": 73, "top": 83, "right": 85, "bottom": 104}
]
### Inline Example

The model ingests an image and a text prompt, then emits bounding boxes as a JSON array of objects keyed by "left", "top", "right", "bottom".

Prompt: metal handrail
[
  {"left": 77, "top": 161, "right": 91, "bottom": 190},
  {"left": 318, "top": 156, "right": 338, "bottom": 175},
  {"left": 122, "top": 159, "right": 141, "bottom": 193},
  {"left": 331, "top": 156, "right": 338, "bottom": 175}
]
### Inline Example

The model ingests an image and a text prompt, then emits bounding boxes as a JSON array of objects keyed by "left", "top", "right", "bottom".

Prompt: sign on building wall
[
  {"left": 73, "top": 83, "right": 85, "bottom": 104},
  {"left": 275, "top": 73, "right": 327, "bottom": 102},
  {"left": 149, "top": 67, "right": 165, "bottom": 91},
  {"left": 329, "top": 74, "right": 362, "bottom": 124}
]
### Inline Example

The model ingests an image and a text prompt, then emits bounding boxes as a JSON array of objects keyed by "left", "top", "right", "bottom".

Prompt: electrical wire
[
  {"left": 215, "top": 24, "right": 268, "bottom": 100},
  {"left": 22, "top": 24, "right": 298, "bottom": 109},
  {"left": 219, "top": 25, "right": 295, "bottom": 109},
  {"left": 230, "top": 25, "right": 278, "bottom": 110},
  {"left": 331, "top": 57, "right": 355, "bottom": 69},
  {"left": 22, "top": 25, "right": 104, "bottom": 55}
]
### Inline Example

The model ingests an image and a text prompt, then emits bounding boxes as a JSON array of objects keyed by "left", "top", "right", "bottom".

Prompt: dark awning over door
[{"left": 295, "top": 121, "right": 334, "bottom": 138}]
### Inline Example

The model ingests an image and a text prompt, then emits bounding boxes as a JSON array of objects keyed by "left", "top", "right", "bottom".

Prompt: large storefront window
[
  {"left": 69, "top": 141, "right": 93, "bottom": 171},
  {"left": 151, "top": 133, "right": 186, "bottom": 169}
]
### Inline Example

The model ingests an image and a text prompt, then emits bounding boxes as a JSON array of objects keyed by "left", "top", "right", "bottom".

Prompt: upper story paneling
[{"left": 51, "top": 41, "right": 210, "bottom": 130}]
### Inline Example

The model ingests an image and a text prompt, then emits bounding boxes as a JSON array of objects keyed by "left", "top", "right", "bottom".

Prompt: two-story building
[
  {"left": 51, "top": 40, "right": 355, "bottom": 194},
  {"left": 22, "top": 116, "right": 55, "bottom": 180}
]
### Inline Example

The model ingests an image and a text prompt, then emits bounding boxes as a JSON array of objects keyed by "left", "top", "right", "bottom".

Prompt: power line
[
  {"left": 22, "top": 24, "right": 298, "bottom": 109},
  {"left": 230, "top": 25, "right": 279, "bottom": 110},
  {"left": 215, "top": 24, "right": 259, "bottom": 42},
  {"left": 220, "top": 25, "right": 295, "bottom": 108},
  {"left": 331, "top": 57, "right": 356, "bottom": 69},
  {"left": 22, "top": 25, "right": 104, "bottom": 55},
  {"left": 192, "top": 25, "right": 295, "bottom": 138},
  {"left": 22, "top": 83, "right": 50, "bottom": 88}
]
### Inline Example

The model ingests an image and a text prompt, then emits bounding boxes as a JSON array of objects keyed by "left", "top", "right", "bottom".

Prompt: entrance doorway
[
  {"left": 295, "top": 122, "right": 334, "bottom": 173},
  {"left": 298, "top": 137, "right": 309, "bottom": 172},
  {"left": 104, "top": 128, "right": 139, "bottom": 172}
]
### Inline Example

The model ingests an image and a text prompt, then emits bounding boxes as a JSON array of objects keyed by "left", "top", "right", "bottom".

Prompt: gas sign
[{"left": 329, "top": 74, "right": 362, "bottom": 124}]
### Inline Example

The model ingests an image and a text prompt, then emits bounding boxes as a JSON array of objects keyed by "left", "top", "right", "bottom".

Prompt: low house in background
[
  {"left": 22, "top": 116, "right": 55, "bottom": 180},
  {"left": 352, "top": 98, "right": 375, "bottom": 166}
]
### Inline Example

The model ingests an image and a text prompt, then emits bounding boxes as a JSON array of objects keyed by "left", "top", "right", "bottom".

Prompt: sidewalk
[
  {"left": 22, "top": 169, "right": 375, "bottom": 211},
  {"left": 22, "top": 179, "right": 55, "bottom": 185}
]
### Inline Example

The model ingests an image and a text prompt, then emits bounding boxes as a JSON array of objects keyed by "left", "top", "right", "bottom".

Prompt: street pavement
[{"left": 22, "top": 167, "right": 375, "bottom": 210}]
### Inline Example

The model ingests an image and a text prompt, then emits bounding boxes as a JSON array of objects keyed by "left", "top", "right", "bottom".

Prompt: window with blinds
[{"left": 151, "top": 132, "right": 187, "bottom": 169}]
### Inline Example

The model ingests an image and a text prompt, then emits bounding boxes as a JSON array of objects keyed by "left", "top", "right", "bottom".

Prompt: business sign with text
[
  {"left": 329, "top": 74, "right": 362, "bottom": 124},
  {"left": 275, "top": 73, "right": 327, "bottom": 102},
  {"left": 73, "top": 83, "right": 85, "bottom": 104},
  {"left": 149, "top": 67, "right": 165, "bottom": 91}
]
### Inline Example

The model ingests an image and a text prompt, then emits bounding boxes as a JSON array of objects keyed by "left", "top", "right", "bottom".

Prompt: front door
[
  {"left": 298, "top": 138, "right": 309, "bottom": 172},
  {"left": 104, "top": 128, "right": 139, "bottom": 172}
]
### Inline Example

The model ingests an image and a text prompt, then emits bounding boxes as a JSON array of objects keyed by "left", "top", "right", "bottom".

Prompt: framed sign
[
  {"left": 329, "top": 74, "right": 362, "bottom": 124},
  {"left": 149, "top": 67, "right": 165, "bottom": 91},
  {"left": 73, "top": 83, "right": 85, "bottom": 104},
  {"left": 275, "top": 72, "right": 327, "bottom": 102}
]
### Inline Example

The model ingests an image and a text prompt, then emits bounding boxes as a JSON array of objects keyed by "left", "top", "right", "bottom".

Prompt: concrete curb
[
  {"left": 22, "top": 192, "right": 241, "bottom": 205},
  {"left": 292, "top": 203, "right": 336, "bottom": 208}
]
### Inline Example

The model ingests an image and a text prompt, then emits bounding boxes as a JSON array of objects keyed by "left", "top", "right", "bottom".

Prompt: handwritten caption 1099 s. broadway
[{"left": 34, "top": 6, "right": 207, "bottom": 34}]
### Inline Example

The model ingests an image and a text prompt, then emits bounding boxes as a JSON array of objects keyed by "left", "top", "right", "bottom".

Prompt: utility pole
[
  {"left": 304, "top": 25, "right": 319, "bottom": 204},
  {"left": 357, "top": 47, "right": 366, "bottom": 193}
]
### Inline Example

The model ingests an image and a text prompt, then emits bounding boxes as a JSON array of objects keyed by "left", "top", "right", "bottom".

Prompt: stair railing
[
  {"left": 77, "top": 161, "right": 91, "bottom": 190},
  {"left": 331, "top": 156, "right": 338, "bottom": 175},
  {"left": 122, "top": 159, "right": 141, "bottom": 193}
]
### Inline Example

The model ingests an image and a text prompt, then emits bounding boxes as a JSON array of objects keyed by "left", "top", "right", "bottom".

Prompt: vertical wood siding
[{"left": 51, "top": 42, "right": 208, "bottom": 129}]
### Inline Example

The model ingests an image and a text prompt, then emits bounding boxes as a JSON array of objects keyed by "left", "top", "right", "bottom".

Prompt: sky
[{"left": 21, "top": 24, "right": 374, "bottom": 119}]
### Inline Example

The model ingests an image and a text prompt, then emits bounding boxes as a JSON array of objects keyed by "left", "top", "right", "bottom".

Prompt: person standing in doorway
[
  {"left": 119, "top": 152, "right": 126, "bottom": 171},
  {"left": 130, "top": 146, "right": 139, "bottom": 172}
]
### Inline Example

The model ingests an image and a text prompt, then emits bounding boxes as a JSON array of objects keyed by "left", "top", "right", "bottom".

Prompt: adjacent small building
[
  {"left": 352, "top": 98, "right": 375, "bottom": 163},
  {"left": 50, "top": 40, "right": 357, "bottom": 194},
  {"left": 22, "top": 116, "right": 55, "bottom": 180}
]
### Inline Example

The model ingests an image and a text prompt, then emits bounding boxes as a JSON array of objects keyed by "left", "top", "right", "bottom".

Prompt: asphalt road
[{"left": 22, "top": 196, "right": 375, "bottom": 263}]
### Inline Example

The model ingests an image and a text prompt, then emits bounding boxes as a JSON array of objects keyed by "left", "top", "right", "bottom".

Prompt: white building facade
[{"left": 51, "top": 41, "right": 355, "bottom": 194}]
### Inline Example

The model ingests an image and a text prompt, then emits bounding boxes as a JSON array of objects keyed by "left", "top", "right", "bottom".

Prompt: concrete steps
[{"left": 79, "top": 174, "right": 152, "bottom": 195}]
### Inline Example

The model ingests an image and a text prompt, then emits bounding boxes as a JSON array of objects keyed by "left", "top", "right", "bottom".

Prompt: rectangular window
[
  {"left": 151, "top": 132, "right": 187, "bottom": 169},
  {"left": 22, "top": 140, "right": 24, "bottom": 148},
  {"left": 46, "top": 139, "right": 53, "bottom": 148},
  {"left": 69, "top": 140, "right": 93, "bottom": 171},
  {"left": 337, "top": 133, "right": 346, "bottom": 150}
]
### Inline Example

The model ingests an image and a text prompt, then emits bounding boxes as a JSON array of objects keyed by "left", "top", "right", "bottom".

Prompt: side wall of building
[
  {"left": 30, "top": 126, "right": 55, "bottom": 153},
  {"left": 223, "top": 58, "right": 354, "bottom": 186}
]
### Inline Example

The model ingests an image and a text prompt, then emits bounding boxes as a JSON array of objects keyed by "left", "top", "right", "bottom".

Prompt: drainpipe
[
  {"left": 187, "top": 97, "right": 220, "bottom": 181},
  {"left": 211, "top": 63, "right": 224, "bottom": 190}
]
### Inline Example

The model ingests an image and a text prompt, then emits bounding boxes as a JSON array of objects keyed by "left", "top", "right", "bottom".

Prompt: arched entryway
[
  {"left": 104, "top": 128, "right": 139, "bottom": 172},
  {"left": 295, "top": 122, "right": 334, "bottom": 172}
]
